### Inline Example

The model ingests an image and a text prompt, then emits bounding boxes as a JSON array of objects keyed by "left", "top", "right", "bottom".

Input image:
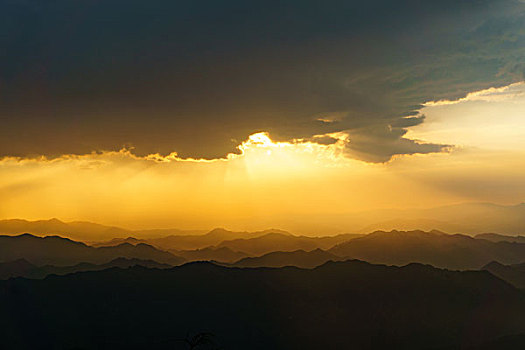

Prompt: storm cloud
[{"left": 1, "top": 0, "right": 524, "bottom": 162}]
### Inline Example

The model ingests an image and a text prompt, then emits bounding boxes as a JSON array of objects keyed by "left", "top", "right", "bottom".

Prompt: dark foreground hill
[
  {"left": 0, "top": 234, "right": 185, "bottom": 266},
  {"left": 1, "top": 261, "right": 525, "bottom": 349},
  {"left": 330, "top": 230, "right": 525, "bottom": 270}
]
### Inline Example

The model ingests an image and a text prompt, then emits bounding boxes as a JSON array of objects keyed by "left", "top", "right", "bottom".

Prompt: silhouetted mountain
[
  {"left": 143, "top": 228, "right": 293, "bottom": 251},
  {"left": 94, "top": 229, "right": 362, "bottom": 255},
  {"left": 93, "top": 236, "right": 250, "bottom": 263},
  {"left": 0, "top": 218, "right": 205, "bottom": 241},
  {"left": 483, "top": 261, "right": 525, "bottom": 289},
  {"left": 172, "top": 246, "right": 249, "bottom": 263},
  {"left": 217, "top": 232, "right": 362, "bottom": 256},
  {"left": 0, "top": 234, "right": 185, "bottom": 266},
  {"left": 476, "top": 233, "right": 525, "bottom": 243},
  {"left": 233, "top": 249, "right": 341, "bottom": 268},
  {"left": 91, "top": 236, "right": 146, "bottom": 247},
  {"left": 359, "top": 218, "right": 471, "bottom": 235},
  {"left": 0, "top": 257, "right": 171, "bottom": 280},
  {"left": 0, "top": 259, "right": 38, "bottom": 279},
  {"left": 2, "top": 260, "right": 525, "bottom": 349},
  {"left": 330, "top": 230, "right": 525, "bottom": 270}
]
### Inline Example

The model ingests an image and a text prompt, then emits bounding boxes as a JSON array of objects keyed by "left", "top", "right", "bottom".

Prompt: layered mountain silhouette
[
  {"left": 232, "top": 248, "right": 341, "bottom": 268},
  {"left": 6, "top": 202, "right": 525, "bottom": 242},
  {"left": 0, "top": 257, "right": 171, "bottom": 280},
  {"left": 93, "top": 228, "right": 294, "bottom": 250},
  {"left": 0, "top": 234, "right": 185, "bottom": 266},
  {"left": 330, "top": 230, "right": 525, "bottom": 270},
  {"left": 91, "top": 236, "right": 146, "bottom": 247},
  {"left": 91, "top": 229, "right": 363, "bottom": 258},
  {"left": 172, "top": 246, "right": 249, "bottom": 263},
  {"left": 8, "top": 229, "right": 525, "bottom": 272},
  {"left": 216, "top": 232, "right": 361, "bottom": 256},
  {"left": 2, "top": 260, "right": 525, "bottom": 349},
  {"left": 483, "top": 261, "right": 525, "bottom": 289},
  {"left": 0, "top": 218, "right": 204, "bottom": 241},
  {"left": 145, "top": 228, "right": 295, "bottom": 250},
  {"left": 476, "top": 233, "right": 525, "bottom": 243}
]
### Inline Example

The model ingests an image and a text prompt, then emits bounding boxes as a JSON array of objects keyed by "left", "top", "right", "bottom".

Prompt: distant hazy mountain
[
  {"left": 217, "top": 232, "right": 363, "bottom": 256},
  {"left": 359, "top": 218, "right": 472, "bottom": 235},
  {"left": 172, "top": 246, "right": 249, "bottom": 263},
  {"left": 0, "top": 218, "right": 205, "bottom": 241},
  {"left": 0, "top": 257, "right": 171, "bottom": 280},
  {"left": 91, "top": 228, "right": 294, "bottom": 250},
  {"left": 93, "top": 234, "right": 251, "bottom": 262},
  {"left": 476, "top": 233, "right": 525, "bottom": 243},
  {"left": 330, "top": 230, "right": 525, "bottom": 270},
  {"left": 350, "top": 202, "right": 525, "bottom": 235},
  {"left": 92, "top": 229, "right": 362, "bottom": 255},
  {"left": 0, "top": 234, "right": 185, "bottom": 266},
  {"left": 3, "top": 202, "right": 525, "bottom": 242},
  {"left": 484, "top": 261, "right": 525, "bottom": 289},
  {"left": 90, "top": 236, "right": 147, "bottom": 247},
  {"left": 144, "top": 228, "right": 294, "bottom": 251},
  {"left": 233, "top": 249, "right": 341, "bottom": 268},
  {"left": 89, "top": 229, "right": 359, "bottom": 263},
  {"left": 2, "top": 260, "right": 525, "bottom": 349}
]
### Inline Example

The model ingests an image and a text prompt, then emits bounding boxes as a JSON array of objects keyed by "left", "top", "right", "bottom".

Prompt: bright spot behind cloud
[{"left": 1, "top": 84, "right": 525, "bottom": 234}]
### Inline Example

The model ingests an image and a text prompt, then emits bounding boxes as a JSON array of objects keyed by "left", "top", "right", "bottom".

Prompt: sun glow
[{"left": 2, "top": 83, "right": 525, "bottom": 233}]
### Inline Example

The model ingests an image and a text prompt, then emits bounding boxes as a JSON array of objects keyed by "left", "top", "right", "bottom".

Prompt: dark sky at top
[{"left": 1, "top": 0, "right": 524, "bottom": 162}]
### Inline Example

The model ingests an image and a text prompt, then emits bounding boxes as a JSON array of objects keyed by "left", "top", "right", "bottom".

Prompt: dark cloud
[
  {"left": 1, "top": 0, "right": 524, "bottom": 161},
  {"left": 344, "top": 125, "right": 452, "bottom": 163}
]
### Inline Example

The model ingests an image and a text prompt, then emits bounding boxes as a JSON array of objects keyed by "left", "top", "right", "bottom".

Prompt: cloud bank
[{"left": 1, "top": 0, "right": 524, "bottom": 162}]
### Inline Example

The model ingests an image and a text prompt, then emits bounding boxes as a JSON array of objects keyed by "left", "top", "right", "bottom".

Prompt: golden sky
[{"left": 1, "top": 83, "right": 524, "bottom": 234}]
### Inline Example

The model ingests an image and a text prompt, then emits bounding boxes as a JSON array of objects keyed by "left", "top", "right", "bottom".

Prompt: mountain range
[
  {"left": 483, "top": 261, "right": 525, "bottom": 289},
  {"left": 91, "top": 229, "right": 362, "bottom": 260},
  {"left": 330, "top": 230, "right": 525, "bottom": 270},
  {"left": 0, "top": 234, "right": 185, "bottom": 266},
  {"left": 0, "top": 257, "right": 171, "bottom": 280},
  {"left": 232, "top": 248, "right": 341, "bottom": 269},
  {"left": 0, "top": 218, "right": 205, "bottom": 241},
  {"left": 7, "top": 229, "right": 525, "bottom": 273},
  {"left": 475, "top": 233, "right": 525, "bottom": 243},
  {"left": 2, "top": 260, "right": 525, "bottom": 349},
  {"left": 172, "top": 246, "right": 249, "bottom": 263},
  {"left": 216, "top": 232, "right": 361, "bottom": 256},
  {"left": 3, "top": 202, "right": 525, "bottom": 243}
]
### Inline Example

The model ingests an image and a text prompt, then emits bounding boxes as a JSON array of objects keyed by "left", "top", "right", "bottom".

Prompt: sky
[{"left": 1, "top": 0, "right": 525, "bottom": 234}]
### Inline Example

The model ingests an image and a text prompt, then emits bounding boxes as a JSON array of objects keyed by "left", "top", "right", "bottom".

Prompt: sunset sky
[{"left": 1, "top": 0, "right": 525, "bottom": 234}]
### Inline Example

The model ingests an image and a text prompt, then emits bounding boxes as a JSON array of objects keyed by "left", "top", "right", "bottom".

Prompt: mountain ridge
[
  {"left": 330, "top": 229, "right": 525, "bottom": 270},
  {"left": 2, "top": 259, "right": 525, "bottom": 349},
  {"left": 0, "top": 233, "right": 185, "bottom": 266}
]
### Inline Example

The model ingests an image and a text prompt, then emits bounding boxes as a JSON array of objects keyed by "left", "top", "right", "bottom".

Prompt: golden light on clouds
[
  {"left": 410, "top": 82, "right": 525, "bottom": 150},
  {"left": 1, "top": 83, "right": 525, "bottom": 234}
]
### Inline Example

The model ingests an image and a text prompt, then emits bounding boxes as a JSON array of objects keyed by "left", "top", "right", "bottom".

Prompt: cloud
[
  {"left": 344, "top": 125, "right": 452, "bottom": 163},
  {"left": 0, "top": 0, "right": 524, "bottom": 162}
]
